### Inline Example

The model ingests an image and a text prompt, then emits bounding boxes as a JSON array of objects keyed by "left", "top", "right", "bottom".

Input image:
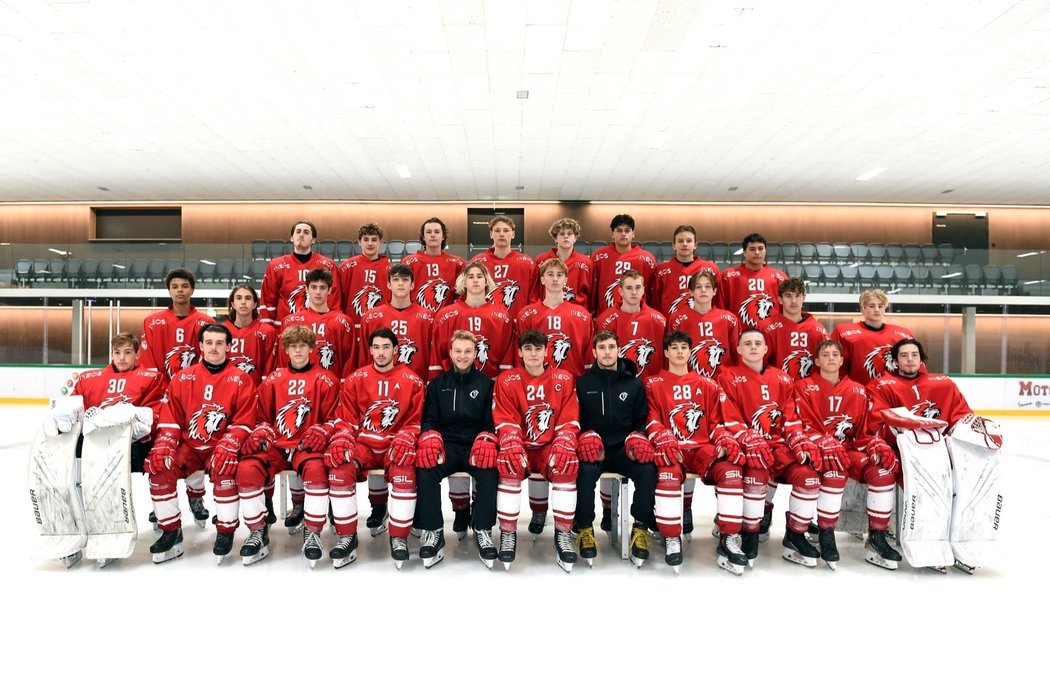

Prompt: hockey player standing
[
  {"left": 222, "top": 284, "right": 277, "bottom": 386},
  {"left": 830, "top": 288, "right": 913, "bottom": 385},
  {"left": 469, "top": 215, "right": 536, "bottom": 319},
  {"left": 139, "top": 268, "right": 213, "bottom": 384},
  {"left": 414, "top": 330, "right": 500, "bottom": 569},
  {"left": 758, "top": 277, "right": 830, "bottom": 381},
  {"left": 648, "top": 224, "right": 720, "bottom": 317},
  {"left": 432, "top": 261, "right": 516, "bottom": 378},
  {"left": 574, "top": 330, "right": 657, "bottom": 567},
  {"left": 668, "top": 269, "right": 740, "bottom": 379},
  {"left": 144, "top": 324, "right": 257, "bottom": 564},
  {"left": 595, "top": 269, "right": 667, "bottom": 381},
  {"left": 259, "top": 220, "right": 342, "bottom": 326},
  {"left": 492, "top": 330, "right": 581, "bottom": 572},
  {"left": 401, "top": 217, "right": 465, "bottom": 313},
  {"left": 515, "top": 258, "right": 594, "bottom": 377},
  {"left": 591, "top": 213, "right": 657, "bottom": 316},
  {"left": 358, "top": 264, "right": 439, "bottom": 382},
  {"left": 339, "top": 222, "right": 391, "bottom": 333},
  {"left": 716, "top": 233, "right": 787, "bottom": 328},
  {"left": 280, "top": 268, "right": 357, "bottom": 377},
  {"left": 532, "top": 217, "right": 593, "bottom": 308}
]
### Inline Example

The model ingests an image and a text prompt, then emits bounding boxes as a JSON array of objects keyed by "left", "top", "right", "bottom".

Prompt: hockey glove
[
  {"left": 548, "top": 431, "right": 579, "bottom": 478},
  {"left": 386, "top": 431, "right": 417, "bottom": 471},
  {"left": 144, "top": 432, "right": 178, "bottom": 475},
  {"left": 866, "top": 436, "right": 900, "bottom": 473},
  {"left": 954, "top": 413, "right": 1004, "bottom": 451},
  {"left": 417, "top": 430, "right": 446, "bottom": 469},
  {"left": 243, "top": 423, "right": 276, "bottom": 455},
  {"left": 298, "top": 423, "right": 333, "bottom": 453},
  {"left": 741, "top": 429, "right": 774, "bottom": 471},
  {"left": 469, "top": 432, "right": 498, "bottom": 469},
  {"left": 786, "top": 430, "right": 820, "bottom": 468},
  {"left": 651, "top": 429, "right": 683, "bottom": 470},
  {"left": 625, "top": 431, "right": 655, "bottom": 463},
  {"left": 209, "top": 432, "right": 242, "bottom": 477},
  {"left": 497, "top": 428, "right": 528, "bottom": 480},
  {"left": 42, "top": 395, "right": 85, "bottom": 437},
  {"left": 713, "top": 430, "right": 744, "bottom": 465},
  {"left": 817, "top": 435, "right": 849, "bottom": 474},
  {"left": 577, "top": 430, "right": 605, "bottom": 463},
  {"left": 324, "top": 429, "right": 356, "bottom": 470}
]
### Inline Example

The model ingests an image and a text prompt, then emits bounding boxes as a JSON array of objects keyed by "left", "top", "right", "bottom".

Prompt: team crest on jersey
[
  {"left": 491, "top": 280, "right": 520, "bottom": 309},
  {"left": 288, "top": 285, "right": 307, "bottom": 314},
  {"left": 562, "top": 286, "right": 576, "bottom": 302},
  {"left": 738, "top": 293, "right": 775, "bottom": 327},
  {"left": 235, "top": 358, "right": 256, "bottom": 375},
  {"left": 164, "top": 345, "right": 197, "bottom": 378},
  {"left": 318, "top": 343, "right": 336, "bottom": 370},
  {"left": 397, "top": 339, "right": 419, "bottom": 366},
  {"left": 669, "top": 402, "right": 705, "bottom": 440},
  {"left": 188, "top": 402, "right": 227, "bottom": 442},
  {"left": 689, "top": 339, "right": 726, "bottom": 378},
  {"left": 416, "top": 279, "right": 450, "bottom": 312},
  {"left": 668, "top": 293, "right": 692, "bottom": 315},
  {"left": 823, "top": 413, "right": 855, "bottom": 441},
  {"left": 524, "top": 403, "right": 554, "bottom": 442},
  {"left": 362, "top": 398, "right": 400, "bottom": 432},
  {"left": 603, "top": 280, "right": 620, "bottom": 309},
  {"left": 749, "top": 401, "right": 783, "bottom": 438},
  {"left": 909, "top": 399, "right": 941, "bottom": 420},
  {"left": 549, "top": 333, "right": 573, "bottom": 367},
  {"left": 351, "top": 287, "right": 383, "bottom": 317},
  {"left": 863, "top": 345, "right": 896, "bottom": 378},
  {"left": 276, "top": 396, "right": 312, "bottom": 438},
  {"left": 620, "top": 338, "right": 656, "bottom": 371},
  {"left": 474, "top": 335, "right": 491, "bottom": 369},
  {"left": 782, "top": 349, "right": 815, "bottom": 379}
]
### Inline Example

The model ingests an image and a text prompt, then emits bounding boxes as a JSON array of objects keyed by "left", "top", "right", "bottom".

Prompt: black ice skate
[
  {"left": 213, "top": 531, "right": 234, "bottom": 565},
  {"left": 284, "top": 503, "right": 305, "bottom": 535},
  {"left": 150, "top": 528, "right": 184, "bottom": 564},
  {"left": 758, "top": 508, "right": 773, "bottom": 542},
  {"left": 554, "top": 529, "right": 577, "bottom": 573},
  {"left": 782, "top": 530, "right": 820, "bottom": 568},
  {"left": 717, "top": 533, "right": 747, "bottom": 576},
  {"left": 682, "top": 507, "right": 694, "bottom": 538},
  {"left": 664, "top": 536, "right": 683, "bottom": 574},
  {"left": 818, "top": 528, "right": 839, "bottom": 570},
  {"left": 240, "top": 526, "right": 270, "bottom": 566},
  {"left": 474, "top": 529, "right": 498, "bottom": 569},
  {"left": 188, "top": 497, "right": 210, "bottom": 530},
  {"left": 302, "top": 531, "right": 323, "bottom": 568},
  {"left": 452, "top": 508, "right": 471, "bottom": 541},
  {"left": 390, "top": 536, "right": 409, "bottom": 570},
  {"left": 741, "top": 530, "right": 760, "bottom": 567},
  {"left": 498, "top": 530, "right": 517, "bottom": 570},
  {"left": 864, "top": 528, "right": 902, "bottom": 571},
  {"left": 329, "top": 534, "right": 358, "bottom": 569},
  {"left": 366, "top": 504, "right": 388, "bottom": 537},
  {"left": 528, "top": 510, "right": 546, "bottom": 540},
  {"left": 629, "top": 523, "right": 650, "bottom": 568},
  {"left": 419, "top": 529, "right": 446, "bottom": 569},
  {"left": 576, "top": 526, "right": 597, "bottom": 567}
]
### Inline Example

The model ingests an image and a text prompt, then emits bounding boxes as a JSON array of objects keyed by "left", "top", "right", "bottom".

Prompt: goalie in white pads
[
  {"left": 868, "top": 338, "right": 1004, "bottom": 574},
  {"left": 33, "top": 332, "right": 164, "bottom": 568}
]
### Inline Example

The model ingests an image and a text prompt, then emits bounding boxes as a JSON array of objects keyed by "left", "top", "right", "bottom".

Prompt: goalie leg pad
[
  {"left": 81, "top": 425, "right": 137, "bottom": 562},
  {"left": 946, "top": 435, "right": 1003, "bottom": 570},
  {"left": 896, "top": 431, "right": 954, "bottom": 568},
  {"left": 28, "top": 426, "right": 88, "bottom": 560}
]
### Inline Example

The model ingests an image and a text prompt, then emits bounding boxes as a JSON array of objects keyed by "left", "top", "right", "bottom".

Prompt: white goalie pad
[
  {"left": 28, "top": 424, "right": 87, "bottom": 560},
  {"left": 946, "top": 415, "right": 1003, "bottom": 569},
  {"left": 82, "top": 424, "right": 137, "bottom": 561},
  {"left": 886, "top": 410, "right": 954, "bottom": 569}
]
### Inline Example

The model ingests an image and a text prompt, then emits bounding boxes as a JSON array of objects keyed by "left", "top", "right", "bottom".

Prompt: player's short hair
[
  {"left": 290, "top": 220, "right": 318, "bottom": 239},
  {"left": 419, "top": 217, "right": 448, "bottom": 249},
  {"left": 388, "top": 264, "right": 413, "bottom": 282},
  {"left": 450, "top": 330, "right": 477, "bottom": 348},
  {"left": 779, "top": 277, "right": 807, "bottom": 297},
  {"left": 689, "top": 269, "right": 717, "bottom": 291},
  {"left": 227, "top": 284, "right": 260, "bottom": 320},
  {"left": 618, "top": 268, "right": 645, "bottom": 286},
  {"left": 538, "top": 257, "right": 568, "bottom": 276},
  {"left": 199, "top": 323, "right": 232, "bottom": 344},
  {"left": 739, "top": 327, "right": 765, "bottom": 343},
  {"left": 548, "top": 217, "right": 580, "bottom": 239},
  {"left": 518, "top": 329, "right": 548, "bottom": 349},
  {"left": 610, "top": 213, "right": 635, "bottom": 231},
  {"left": 305, "top": 267, "right": 333, "bottom": 288},
  {"left": 368, "top": 326, "right": 398, "bottom": 347},
  {"left": 860, "top": 288, "right": 890, "bottom": 307},
  {"left": 111, "top": 332, "right": 140, "bottom": 352},
  {"left": 664, "top": 330, "right": 692, "bottom": 349},
  {"left": 165, "top": 267, "right": 196, "bottom": 290},
  {"left": 488, "top": 215, "right": 515, "bottom": 231},
  {"left": 673, "top": 225, "right": 696, "bottom": 241},
  {"left": 815, "top": 339, "right": 842, "bottom": 355},
  {"left": 455, "top": 261, "right": 495, "bottom": 296},
  {"left": 281, "top": 325, "right": 317, "bottom": 349},
  {"left": 742, "top": 232, "right": 767, "bottom": 249},
  {"left": 890, "top": 337, "right": 925, "bottom": 362},
  {"left": 358, "top": 222, "right": 384, "bottom": 241},
  {"left": 592, "top": 329, "right": 619, "bottom": 348}
]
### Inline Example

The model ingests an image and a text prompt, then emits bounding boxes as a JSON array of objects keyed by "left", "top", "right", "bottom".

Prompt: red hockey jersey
[
  {"left": 259, "top": 252, "right": 342, "bottom": 325},
  {"left": 595, "top": 305, "right": 667, "bottom": 380},
  {"left": 401, "top": 251, "right": 465, "bottom": 313},
  {"left": 139, "top": 307, "right": 213, "bottom": 383},
  {"left": 514, "top": 301, "right": 594, "bottom": 376},
  {"left": 716, "top": 264, "right": 788, "bottom": 328},
  {"left": 432, "top": 301, "right": 516, "bottom": 378},
  {"left": 493, "top": 367, "right": 580, "bottom": 449},
  {"left": 590, "top": 243, "right": 657, "bottom": 315}
]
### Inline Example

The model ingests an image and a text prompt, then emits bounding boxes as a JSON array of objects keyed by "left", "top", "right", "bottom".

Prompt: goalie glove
[
  {"left": 385, "top": 431, "right": 417, "bottom": 470},
  {"left": 952, "top": 413, "right": 1004, "bottom": 451},
  {"left": 880, "top": 407, "right": 948, "bottom": 445},
  {"left": 816, "top": 435, "right": 849, "bottom": 474},
  {"left": 577, "top": 430, "right": 605, "bottom": 463},
  {"left": 650, "top": 429, "right": 683, "bottom": 470},
  {"left": 324, "top": 429, "right": 356, "bottom": 470},
  {"left": 209, "top": 432, "right": 242, "bottom": 477},
  {"left": 866, "top": 436, "right": 900, "bottom": 473},
  {"left": 548, "top": 431, "right": 579, "bottom": 478},
  {"left": 42, "top": 395, "right": 85, "bottom": 437},
  {"left": 713, "top": 431, "right": 744, "bottom": 465},
  {"left": 740, "top": 429, "right": 774, "bottom": 471},
  {"left": 469, "top": 431, "right": 498, "bottom": 470},
  {"left": 417, "top": 430, "right": 445, "bottom": 469},
  {"left": 144, "top": 432, "right": 178, "bottom": 475},
  {"left": 497, "top": 428, "right": 528, "bottom": 480},
  {"left": 298, "top": 423, "right": 333, "bottom": 453},
  {"left": 625, "top": 431, "right": 655, "bottom": 463},
  {"left": 243, "top": 423, "right": 276, "bottom": 455}
]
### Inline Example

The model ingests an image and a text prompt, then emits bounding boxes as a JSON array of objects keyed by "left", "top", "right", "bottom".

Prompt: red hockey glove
[
  {"left": 548, "top": 431, "right": 579, "bottom": 478},
  {"left": 817, "top": 435, "right": 849, "bottom": 474},
  {"left": 385, "top": 431, "right": 416, "bottom": 471},
  {"left": 324, "top": 429, "right": 356, "bottom": 470},
  {"left": 714, "top": 431, "right": 744, "bottom": 465},
  {"left": 470, "top": 431, "right": 498, "bottom": 470},
  {"left": 625, "top": 431, "right": 655, "bottom": 463},
  {"left": 786, "top": 430, "right": 820, "bottom": 468},
  {"left": 417, "top": 430, "right": 445, "bottom": 469},
  {"left": 741, "top": 429, "right": 773, "bottom": 471},
  {"left": 497, "top": 428, "right": 527, "bottom": 480},
  {"left": 144, "top": 432, "right": 178, "bottom": 475},
  {"left": 243, "top": 423, "right": 276, "bottom": 455},
  {"left": 866, "top": 436, "right": 900, "bottom": 473},
  {"left": 299, "top": 423, "right": 333, "bottom": 453},
  {"left": 651, "top": 429, "right": 683, "bottom": 469},
  {"left": 209, "top": 432, "right": 242, "bottom": 477},
  {"left": 577, "top": 430, "right": 605, "bottom": 463}
]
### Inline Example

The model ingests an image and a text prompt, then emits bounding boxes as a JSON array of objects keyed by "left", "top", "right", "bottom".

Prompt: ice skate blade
[
  {"left": 502, "top": 560, "right": 512, "bottom": 571},
  {"left": 152, "top": 545, "right": 183, "bottom": 564},
  {"left": 369, "top": 520, "right": 388, "bottom": 537},
  {"left": 62, "top": 551, "right": 83, "bottom": 569},
  {"left": 782, "top": 549, "right": 817, "bottom": 568},
  {"left": 456, "top": 530, "right": 468, "bottom": 541},
  {"left": 422, "top": 550, "right": 445, "bottom": 569},
  {"left": 585, "top": 558, "right": 594, "bottom": 568},
  {"left": 849, "top": 531, "right": 865, "bottom": 542},
  {"left": 194, "top": 518, "right": 207, "bottom": 531},
  {"left": 718, "top": 556, "right": 744, "bottom": 576},
  {"left": 216, "top": 554, "right": 227, "bottom": 566},
  {"left": 481, "top": 558, "right": 494, "bottom": 570},
  {"left": 758, "top": 531, "right": 770, "bottom": 543},
  {"left": 823, "top": 560, "right": 838, "bottom": 571},
  {"left": 930, "top": 565, "right": 949, "bottom": 574},
  {"left": 557, "top": 559, "right": 574, "bottom": 574},
  {"left": 308, "top": 559, "right": 317, "bottom": 569},
  {"left": 242, "top": 547, "right": 269, "bottom": 566},
  {"left": 953, "top": 560, "right": 976, "bottom": 575},
  {"left": 863, "top": 551, "right": 898, "bottom": 570},
  {"left": 630, "top": 555, "right": 646, "bottom": 569},
  {"left": 394, "top": 559, "right": 404, "bottom": 571},
  {"left": 333, "top": 551, "right": 358, "bottom": 569},
  {"left": 287, "top": 523, "right": 304, "bottom": 535},
  {"left": 96, "top": 557, "right": 116, "bottom": 569},
  {"left": 670, "top": 564, "right": 681, "bottom": 575}
]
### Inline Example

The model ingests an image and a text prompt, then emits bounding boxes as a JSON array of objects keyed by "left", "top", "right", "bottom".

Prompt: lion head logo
[
  {"left": 909, "top": 399, "right": 941, "bottom": 420},
  {"left": 362, "top": 398, "right": 400, "bottom": 433},
  {"left": 489, "top": 280, "right": 520, "bottom": 310},
  {"left": 524, "top": 403, "right": 554, "bottom": 442},
  {"left": 415, "top": 278, "right": 450, "bottom": 312},
  {"left": 668, "top": 292, "right": 692, "bottom": 315},
  {"left": 288, "top": 284, "right": 307, "bottom": 314},
  {"left": 603, "top": 280, "right": 620, "bottom": 309},
  {"left": 749, "top": 401, "right": 783, "bottom": 438},
  {"left": 782, "top": 349, "right": 815, "bottom": 379},
  {"left": 550, "top": 334, "right": 573, "bottom": 368},
  {"left": 188, "top": 402, "right": 227, "bottom": 442},
  {"left": 620, "top": 337, "right": 656, "bottom": 373},
  {"left": 669, "top": 402, "right": 705, "bottom": 440},
  {"left": 689, "top": 339, "right": 726, "bottom": 378},
  {"left": 163, "top": 346, "right": 197, "bottom": 379},
  {"left": 275, "top": 396, "right": 312, "bottom": 438},
  {"left": 863, "top": 344, "right": 896, "bottom": 379},
  {"left": 824, "top": 413, "right": 855, "bottom": 441},
  {"left": 351, "top": 287, "right": 383, "bottom": 317},
  {"left": 738, "top": 293, "right": 775, "bottom": 328},
  {"left": 397, "top": 338, "right": 419, "bottom": 366},
  {"left": 317, "top": 343, "right": 336, "bottom": 371}
]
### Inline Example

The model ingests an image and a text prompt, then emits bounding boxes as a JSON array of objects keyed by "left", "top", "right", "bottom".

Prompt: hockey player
[
  {"left": 574, "top": 330, "right": 657, "bottom": 567},
  {"left": 469, "top": 215, "right": 536, "bottom": 319},
  {"left": 492, "top": 330, "right": 581, "bottom": 572},
  {"left": 432, "top": 261, "right": 516, "bottom": 378},
  {"left": 358, "top": 264, "right": 439, "bottom": 381},
  {"left": 280, "top": 268, "right": 357, "bottom": 377},
  {"left": 339, "top": 222, "right": 391, "bottom": 333},
  {"left": 144, "top": 324, "right": 257, "bottom": 564},
  {"left": 793, "top": 339, "right": 903, "bottom": 570},
  {"left": 259, "top": 220, "right": 342, "bottom": 326},
  {"left": 401, "top": 217, "right": 465, "bottom": 313},
  {"left": 139, "top": 267, "right": 213, "bottom": 384},
  {"left": 330, "top": 327, "right": 425, "bottom": 569},
  {"left": 414, "top": 330, "right": 500, "bottom": 568},
  {"left": 830, "top": 288, "right": 913, "bottom": 385},
  {"left": 515, "top": 258, "right": 594, "bottom": 376},
  {"left": 648, "top": 224, "right": 720, "bottom": 317},
  {"left": 238, "top": 325, "right": 340, "bottom": 567},
  {"left": 716, "top": 232, "right": 788, "bottom": 328},
  {"left": 759, "top": 277, "right": 830, "bottom": 382},
  {"left": 532, "top": 217, "right": 593, "bottom": 308},
  {"left": 668, "top": 269, "right": 740, "bottom": 379},
  {"left": 223, "top": 284, "right": 277, "bottom": 387},
  {"left": 718, "top": 328, "right": 823, "bottom": 568},
  {"left": 591, "top": 213, "right": 657, "bottom": 316},
  {"left": 867, "top": 338, "right": 1001, "bottom": 573},
  {"left": 645, "top": 331, "right": 748, "bottom": 574}
]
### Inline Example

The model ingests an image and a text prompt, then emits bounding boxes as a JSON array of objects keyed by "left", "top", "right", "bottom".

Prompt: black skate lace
[
  {"left": 246, "top": 529, "right": 264, "bottom": 547},
  {"left": 335, "top": 535, "right": 354, "bottom": 551}
]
